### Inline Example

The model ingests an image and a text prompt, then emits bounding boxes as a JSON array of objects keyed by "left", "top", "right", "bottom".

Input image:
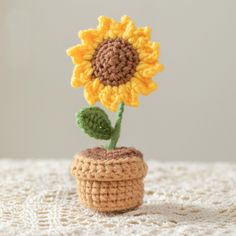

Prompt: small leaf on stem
[{"left": 76, "top": 107, "right": 113, "bottom": 140}]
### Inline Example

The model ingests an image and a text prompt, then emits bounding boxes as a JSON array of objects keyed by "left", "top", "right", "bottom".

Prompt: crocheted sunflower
[
  {"left": 67, "top": 16, "right": 163, "bottom": 112},
  {"left": 67, "top": 16, "right": 163, "bottom": 149}
]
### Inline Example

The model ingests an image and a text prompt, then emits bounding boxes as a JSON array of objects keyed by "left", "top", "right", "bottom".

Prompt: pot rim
[{"left": 71, "top": 153, "right": 148, "bottom": 181}]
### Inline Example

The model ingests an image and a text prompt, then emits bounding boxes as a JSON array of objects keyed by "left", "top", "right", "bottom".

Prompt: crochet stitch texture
[
  {"left": 71, "top": 149, "right": 147, "bottom": 212},
  {"left": 1, "top": 160, "right": 236, "bottom": 235},
  {"left": 67, "top": 15, "right": 164, "bottom": 112},
  {"left": 67, "top": 15, "right": 164, "bottom": 212}
]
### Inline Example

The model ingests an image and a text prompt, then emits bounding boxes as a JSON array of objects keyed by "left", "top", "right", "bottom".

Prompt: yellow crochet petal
[
  {"left": 110, "top": 87, "right": 122, "bottom": 111},
  {"left": 127, "top": 28, "right": 150, "bottom": 48},
  {"left": 97, "top": 16, "right": 115, "bottom": 31},
  {"left": 118, "top": 82, "right": 130, "bottom": 105},
  {"left": 133, "top": 27, "right": 151, "bottom": 40},
  {"left": 98, "top": 86, "right": 121, "bottom": 111},
  {"left": 70, "top": 62, "right": 93, "bottom": 88},
  {"left": 138, "top": 42, "right": 160, "bottom": 64},
  {"left": 97, "top": 17, "right": 121, "bottom": 39},
  {"left": 67, "top": 44, "right": 94, "bottom": 64},
  {"left": 98, "top": 86, "right": 112, "bottom": 109},
  {"left": 131, "top": 37, "right": 149, "bottom": 51},
  {"left": 92, "top": 78, "right": 104, "bottom": 93},
  {"left": 71, "top": 75, "right": 83, "bottom": 88},
  {"left": 120, "top": 16, "right": 135, "bottom": 32},
  {"left": 131, "top": 77, "right": 158, "bottom": 96},
  {"left": 79, "top": 29, "right": 104, "bottom": 48},
  {"left": 116, "top": 82, "right": 138, "bottom": 107},
  {"left": 129, "top": 89, "right": 139, "bottom": 107},
  {"left": 83, "top": 79, "right": 103, "bottom": 105},
  {"left": 71, "top": 65, "right": 83, "bottom": 88},
  {"left": 119, "top": 17, "right": 152, "bottom": 50},
  {"left": 136, "top": 62, "right": 164, "bottom": 78},
  {"left": 117, "top": 84, "right": 128, "bottom": 99},
  {"left": 105, "top": 25, "right": 120, "bottom": 39},
  {"left": 100, "top": 15, "right": 136, "bottom": 40},
  {"left": 121, "top": 16, "right": 136, "bottom": 41}
]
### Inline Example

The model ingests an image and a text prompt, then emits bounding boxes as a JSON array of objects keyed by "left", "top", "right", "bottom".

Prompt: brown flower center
[{"left": 91, "top": 38, "right": 139, "bottom": 86}]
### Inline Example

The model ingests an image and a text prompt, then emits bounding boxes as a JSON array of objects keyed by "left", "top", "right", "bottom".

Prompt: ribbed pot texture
[{"left": 71, "top": 149, "right": 148, "bottom": 212}]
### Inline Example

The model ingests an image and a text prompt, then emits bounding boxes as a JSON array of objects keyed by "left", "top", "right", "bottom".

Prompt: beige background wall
[{"left": 0, "top": 0, "right": 235, "bottom": 161}]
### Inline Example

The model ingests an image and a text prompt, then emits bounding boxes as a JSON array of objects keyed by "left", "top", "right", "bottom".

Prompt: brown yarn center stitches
[{"left": 91, "top": 38, "right": 140, "bottom": 86}]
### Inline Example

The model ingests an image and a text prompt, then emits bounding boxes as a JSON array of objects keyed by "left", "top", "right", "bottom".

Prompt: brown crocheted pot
[{"left": 71, "top": 147, "right": 148, "bottom": 212}]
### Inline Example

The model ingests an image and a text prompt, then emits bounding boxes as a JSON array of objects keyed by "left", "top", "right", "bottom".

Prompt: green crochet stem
[
  {"left": 76, "top": 103, "right": 125, "bottom": 150},
  {"left": 107, "top": 102, "right": 125, "bottom": 150}
]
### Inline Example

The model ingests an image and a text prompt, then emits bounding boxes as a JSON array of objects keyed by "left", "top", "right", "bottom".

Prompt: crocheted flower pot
[{"left": 71, "top": 147, "right": 148, "bottom": 212}]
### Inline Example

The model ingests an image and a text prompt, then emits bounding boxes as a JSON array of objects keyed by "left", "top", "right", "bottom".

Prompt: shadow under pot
[{"left": 71, "top": 147, "right": 148, "bottom": 212}]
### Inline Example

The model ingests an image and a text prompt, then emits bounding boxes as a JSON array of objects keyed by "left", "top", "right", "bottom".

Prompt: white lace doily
[{"left": 0, "top": 159, "right": 236, "bottom": 236}]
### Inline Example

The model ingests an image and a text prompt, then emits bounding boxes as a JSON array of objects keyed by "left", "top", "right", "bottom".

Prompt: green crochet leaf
[{"left": 76, "top": 107, "right": 113, "bottom": 140}]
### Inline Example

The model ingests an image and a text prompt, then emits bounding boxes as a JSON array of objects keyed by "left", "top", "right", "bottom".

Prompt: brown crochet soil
[{"left": 79, "top": 147, "right": 143, "bottom": 160}]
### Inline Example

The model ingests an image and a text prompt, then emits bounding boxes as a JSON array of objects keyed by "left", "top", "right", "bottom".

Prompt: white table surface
[{"left": 0, "top": 159, "right": 236, "bottom": 236}]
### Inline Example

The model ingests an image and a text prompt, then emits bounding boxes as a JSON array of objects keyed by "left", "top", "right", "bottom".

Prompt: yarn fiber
[
  {"left": 76, "top": 107, "right": 113, "bottom": 140},
  {"left": 91, "top": 38, "right": 139, "bottom": 86},
  {"left": 71, "top": 148, "right": 147, "bottom": 212},
  {"left": 67, "top": 16, "right": 164, "bottom": 112}
]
